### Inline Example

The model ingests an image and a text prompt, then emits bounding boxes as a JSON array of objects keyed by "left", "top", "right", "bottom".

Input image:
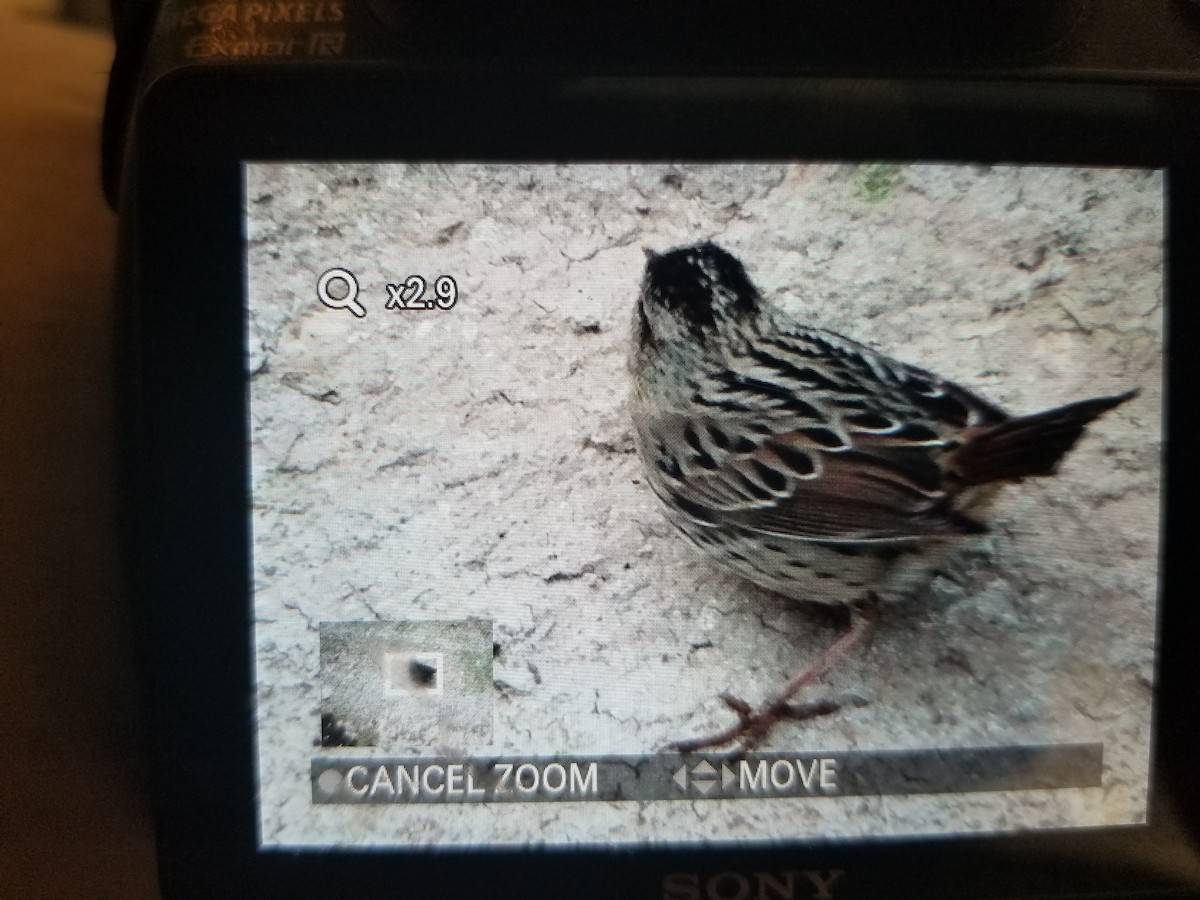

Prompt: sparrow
[{"left": 629, "top": 241, "right": 1135, "bottom": 751}]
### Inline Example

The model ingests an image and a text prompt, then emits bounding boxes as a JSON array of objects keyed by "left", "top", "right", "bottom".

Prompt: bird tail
[{"left": 951, "top": 389, "right": 1137, "bottom": 486}]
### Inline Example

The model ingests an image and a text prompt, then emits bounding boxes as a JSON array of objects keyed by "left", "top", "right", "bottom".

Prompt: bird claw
[
  {"left": 778, "top": 693, "right": 868, "bottom": 720},
  {"left": 670, "top": 604, "right": 878, "bottom": 753},
  {"left": 719, "top": 693, "right": 753, "bottom": 718},
  {"left": 669, "top": 693, "right": 865, "bottom": 754}
]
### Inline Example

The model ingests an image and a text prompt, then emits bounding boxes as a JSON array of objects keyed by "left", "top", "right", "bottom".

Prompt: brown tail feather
[{"left": 951, "top": 389, "right": 1137, "bottom": 486}]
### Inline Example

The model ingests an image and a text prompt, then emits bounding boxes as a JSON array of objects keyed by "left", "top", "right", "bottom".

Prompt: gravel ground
[{"left": 246, "top": 162, "right": 1162, "bottom": 847}]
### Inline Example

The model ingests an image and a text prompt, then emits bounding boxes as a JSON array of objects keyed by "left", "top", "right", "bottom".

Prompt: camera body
[{"left": 109, "top": 2, "right": 1200, "bottom": 898}]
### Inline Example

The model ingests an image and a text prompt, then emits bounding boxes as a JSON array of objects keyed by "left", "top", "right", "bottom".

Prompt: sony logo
[{"left": 663, "top": 870, "right": 844, "bottom": 900}]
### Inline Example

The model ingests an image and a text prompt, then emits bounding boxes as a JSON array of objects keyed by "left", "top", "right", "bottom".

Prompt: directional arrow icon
[
  {"left": 691, "top": 760, "right": 717, "bottom": 794},
  {"left": 673, "top": 765, "right": 689, "bottom": 790},
  {"left": 673, "top": 759, "right": 730, "bottom": 795}
]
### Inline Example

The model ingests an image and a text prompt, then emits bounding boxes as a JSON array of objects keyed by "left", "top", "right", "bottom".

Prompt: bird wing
[
  {"left": 750, "top": 323, "right": 1009, "bottom": 432},
  {"left": 643, "top": 326, "right": 1007, "bottom": 542},
  {"left": 644, "top": 413, "right": 980, "bottom": 542}
]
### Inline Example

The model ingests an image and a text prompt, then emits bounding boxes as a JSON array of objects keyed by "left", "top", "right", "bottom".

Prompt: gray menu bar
[{"left": 311, "top": 743, "right": 1102, "bottom": 804}]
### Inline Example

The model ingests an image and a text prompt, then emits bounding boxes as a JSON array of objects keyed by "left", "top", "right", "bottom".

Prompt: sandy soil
[{"left": 245, "top": 162, "right": 1162, "bottom": 847}]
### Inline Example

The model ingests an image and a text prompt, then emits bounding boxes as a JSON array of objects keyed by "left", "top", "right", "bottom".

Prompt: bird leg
[{"left": 669, "top": 597, "right": 880, "bottom": 753}]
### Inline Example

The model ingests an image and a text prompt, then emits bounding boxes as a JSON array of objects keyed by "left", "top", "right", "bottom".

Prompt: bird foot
[
  {"left": 667, "top": 692, "right": 864, "bottom": 754},
  {"left": 668, "top": 598, "right": 878, "bottom": 754}
]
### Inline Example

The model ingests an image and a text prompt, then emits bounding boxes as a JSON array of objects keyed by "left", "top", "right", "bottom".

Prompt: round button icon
[{"left": 317, "top": 268, "right": 366, "bottom": 318}]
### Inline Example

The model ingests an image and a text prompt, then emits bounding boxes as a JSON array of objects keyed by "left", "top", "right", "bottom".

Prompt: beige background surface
[{"left": 247, "top": 162, "right": 1160, "bottom": 846}]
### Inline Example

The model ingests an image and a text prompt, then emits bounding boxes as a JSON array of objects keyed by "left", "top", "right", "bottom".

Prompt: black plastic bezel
[{"left": 122, "top": 68, "right": 1200, "bottom": 900}]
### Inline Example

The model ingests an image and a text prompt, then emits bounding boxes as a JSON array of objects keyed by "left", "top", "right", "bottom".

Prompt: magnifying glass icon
[{"left": 316, "top": 268, "right": 367, "bottom": 318}]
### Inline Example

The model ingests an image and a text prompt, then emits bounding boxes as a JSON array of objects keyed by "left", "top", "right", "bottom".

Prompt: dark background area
[{"left": 0, "top": 3, "right": 158, "bottom": 898}]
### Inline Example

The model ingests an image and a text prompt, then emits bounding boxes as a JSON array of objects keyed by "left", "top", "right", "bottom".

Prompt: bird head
[{"left": 638, "top": 242, "right": 761, "bottom": 347}]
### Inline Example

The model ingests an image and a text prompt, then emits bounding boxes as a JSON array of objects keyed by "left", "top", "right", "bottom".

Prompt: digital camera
[{"left": 105, "top": 2, "right": 1200, "bottom": 897}]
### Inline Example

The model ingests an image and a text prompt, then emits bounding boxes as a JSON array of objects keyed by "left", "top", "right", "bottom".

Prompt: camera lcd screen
[{"left": 244, "top": 162, "right": 1162, "bottom": 849}]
